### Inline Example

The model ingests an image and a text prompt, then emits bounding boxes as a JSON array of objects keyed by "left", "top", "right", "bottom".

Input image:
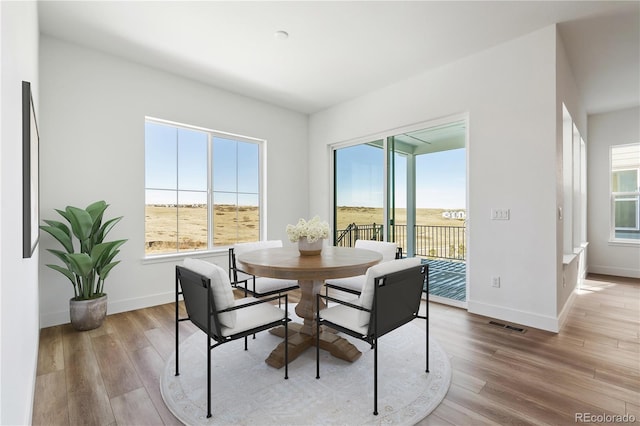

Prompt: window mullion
[
  {"left": 175, "top": 128, "right": 180, "bottom": 252},
  {"left": 208, "top": 133, "right": 213, "bottom": 250}
]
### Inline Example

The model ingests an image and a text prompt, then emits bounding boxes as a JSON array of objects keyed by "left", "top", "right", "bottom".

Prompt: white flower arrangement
[{"left": 286, "top": 216, "right": 330, "bottom": 243}]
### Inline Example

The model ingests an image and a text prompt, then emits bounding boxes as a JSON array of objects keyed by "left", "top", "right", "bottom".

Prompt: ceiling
[
  {"left": 38, "top": 1, "right": 639, "bottom": 115},
  {"left": 395, "top": 121, "right": 466, "bottom": 155}
]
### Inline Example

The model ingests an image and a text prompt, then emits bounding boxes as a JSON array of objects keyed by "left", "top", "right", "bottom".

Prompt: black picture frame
[{"left": 22, "top": 81, "right": 39, "bottom": 258}]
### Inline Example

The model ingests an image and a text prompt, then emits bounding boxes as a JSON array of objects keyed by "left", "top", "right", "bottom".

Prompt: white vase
[{"left": 298, "top": 237, "right": 324, "bottom": 256}]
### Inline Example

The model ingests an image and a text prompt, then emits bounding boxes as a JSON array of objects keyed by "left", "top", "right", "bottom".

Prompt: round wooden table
[{"left": 237, "top": 246, "right": 382, "bottom": 368}]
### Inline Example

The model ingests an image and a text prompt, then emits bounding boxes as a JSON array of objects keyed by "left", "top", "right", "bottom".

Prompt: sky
[
  {"left": 336, "top": 144, "right": 466, "bottom": 209},
  {"left": 145, "top": 121, "right": 259, "bottom": 205},
  {"left": 146, "top": 121, "right": 466, "bottom": 209}
]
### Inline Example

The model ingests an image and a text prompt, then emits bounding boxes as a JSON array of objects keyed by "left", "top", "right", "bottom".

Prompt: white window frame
[
  {"left": 610, "top": 143, "right": 640, "bottom": 244},
  {"left": 144, "top": 117, "right": 265, "bottom": 258}
]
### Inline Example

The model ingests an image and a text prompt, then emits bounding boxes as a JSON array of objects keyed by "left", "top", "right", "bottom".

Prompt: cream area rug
[{"left": 160, "top": 309, "right": 451, "bottom": 426}]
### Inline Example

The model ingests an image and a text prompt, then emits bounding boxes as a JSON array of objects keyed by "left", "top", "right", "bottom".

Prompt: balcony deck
[
  {"left": 422, "top": 258, "right": 466, "bottom": 301},
  {"left": 335, "top": 223, "right": 467, "bottom": 302}
]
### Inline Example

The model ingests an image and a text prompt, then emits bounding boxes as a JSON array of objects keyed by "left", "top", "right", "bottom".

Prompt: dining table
[{"left": 236, "top": 245, "right": 382, "bottom": 369}]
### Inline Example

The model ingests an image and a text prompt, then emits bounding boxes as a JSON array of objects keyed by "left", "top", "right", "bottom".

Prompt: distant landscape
[
  {"left": 145, "top": 204, "right": 259, "bottom": 254},
  {"left": 335, "top": 206, "right": 465, "bottom": 229},
  {"left": 145, "top": 205, "right": 465, "bottom": 255}
]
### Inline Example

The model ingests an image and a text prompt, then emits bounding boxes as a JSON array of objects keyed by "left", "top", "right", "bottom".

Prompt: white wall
[
  {"left": 588, "top": 106, "right": 640, "bottom": 278},
  {"left": 555, "top": 28, "right": 588, "bottom": 319},
  {"left": 0, "top": 1, "right": 40, "bottom": 424},
  {"left": 39, "top": 36, "right": 309, "bottom": 327},
  {"left": 310, "top": 26, "right": 562, "bottom": 331}
]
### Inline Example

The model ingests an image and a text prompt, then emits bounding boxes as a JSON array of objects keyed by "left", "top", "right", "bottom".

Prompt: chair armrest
[
  {"left": 317, "top": 293, "right": 370, "bottom": 313},
  {"left": 217, "top": 293, "right": 288, "bottom": 314},
  {"left": 229, "top": 266, "right": 255, "bottom": 287},
  {"left": 232, "top": 266, "right": 255, "bottom": 278},
  {"left": 324, "top": 282, "right": 362, "bottom": 296}
]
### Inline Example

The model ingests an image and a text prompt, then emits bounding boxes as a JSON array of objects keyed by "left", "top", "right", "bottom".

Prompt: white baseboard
[
  {"left": 467, "top": 300, "right": 559, "bottom": 333},
  {"left": 557, "top": 288, "right": 577, "bottom": 331},
  {"left": 40, "top": 291, "right": 175, "bottom": 328},
  {"left": 588, "top": 265, "right": 640, "bottom": 279},
  {"left": 428, "top": 294, "right": 468, "bottom": 309}
]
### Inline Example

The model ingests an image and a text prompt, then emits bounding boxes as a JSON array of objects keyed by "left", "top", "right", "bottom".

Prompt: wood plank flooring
[{"left": 33, "top": 274, "right": 639, "bottom": 425}]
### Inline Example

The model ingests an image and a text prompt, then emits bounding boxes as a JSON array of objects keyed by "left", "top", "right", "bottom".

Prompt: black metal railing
[
  {"left": 336, "top": 223, "right": 466, "bottom": 261},
  {"left": 412, "top": 224, "right": 466, "bottom": 260},
  {"left": 335, "top": 223, "right": 384, "bottom": 247}
]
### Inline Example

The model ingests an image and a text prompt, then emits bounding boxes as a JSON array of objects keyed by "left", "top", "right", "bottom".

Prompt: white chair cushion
[
  {"left": 355, "top": 240, "right": 398, "bottom": 262},
  {"left": 233, "top": 240, "right": 282, "bottom": 256},
  {"left": 236, "top": 276, "right": 297, "bottom": 294},
  {"left": 252, "top": 277, "right": 298, "bottom": 293},
  {"left": 358, "top": 257, "right": 422, "bottom": 327},
  {"left": 326, "top": 275, "right": 365, "bottom": 293},
  {"left": 183, "top": 258, "right": 236, "bottom": 328},
  {"left": 319, "top": 299, "right": 368, "bottom": 337},
  {"left": 221, "top": 297, "right": 287, "bottom": 337}
]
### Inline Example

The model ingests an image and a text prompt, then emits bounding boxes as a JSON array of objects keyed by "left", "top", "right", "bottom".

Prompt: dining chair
[
  {"left": 229, "top": 240, "right": 299, "bottom": 301},
  {"left": 175, "top": 258, "right": 290, "bottom": 418},
  {"left": 315, "top": 257, "right": 428, "bottom": 415},
  {"left": 324, "top": 239, "right": 399, "bottom": 297}
]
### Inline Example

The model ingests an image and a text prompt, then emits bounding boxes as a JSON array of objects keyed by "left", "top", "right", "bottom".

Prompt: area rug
[{"left": 160, "top": 310, "right": 451, "bottom": 426}]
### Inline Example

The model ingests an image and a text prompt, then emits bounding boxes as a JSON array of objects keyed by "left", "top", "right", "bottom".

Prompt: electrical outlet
[{"left": 492, "top": 276, "right": 501, "bottom": 288}]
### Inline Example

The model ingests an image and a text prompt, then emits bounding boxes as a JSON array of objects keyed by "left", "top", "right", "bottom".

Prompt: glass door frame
[{"left": 330, "top": 113, "right": 469, "bottom": 276}]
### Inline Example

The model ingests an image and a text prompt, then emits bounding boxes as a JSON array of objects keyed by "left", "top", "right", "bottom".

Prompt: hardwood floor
[{"left": 33, "top": 274, "right": 639, "bottom": 425}]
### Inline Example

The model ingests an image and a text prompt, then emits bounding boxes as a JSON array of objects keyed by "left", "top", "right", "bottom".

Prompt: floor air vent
[{"left": 489, "top": 320, "right": 526, "bottom": 333}]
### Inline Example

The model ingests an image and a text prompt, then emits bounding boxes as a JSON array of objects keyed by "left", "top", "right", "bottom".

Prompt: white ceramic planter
[{"left": 298, "top": 238, "right": 324, "bottom": 256}]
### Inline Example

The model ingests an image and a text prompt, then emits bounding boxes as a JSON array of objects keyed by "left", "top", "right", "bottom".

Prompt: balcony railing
[
  {"left": 336, "top": 223, "right": 466, "bottom": 261},
  {"left": 335, "top": 223, "right": 384, "bottom": 248}
]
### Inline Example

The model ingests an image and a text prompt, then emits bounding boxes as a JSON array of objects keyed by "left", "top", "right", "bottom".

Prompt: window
[
  {"left": 145, "top": 118, "right": 262, "bottom": 255},
  {"left": 611, "top": 143, "right": 640, "bottom": 242}
]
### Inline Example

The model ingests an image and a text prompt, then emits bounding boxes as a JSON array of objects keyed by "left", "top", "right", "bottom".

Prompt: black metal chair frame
[
  {"left": 316, "top": 264, "right": 429, "bottom": 416},
  {"left": 228, "top": 247, "right": 299, "bottom": 300},
  {"left": 175, "top": 265, "right": 290, "bottom": 418},
  {"left": 324, "top": 245, "right": 403, "bottom": 298}
]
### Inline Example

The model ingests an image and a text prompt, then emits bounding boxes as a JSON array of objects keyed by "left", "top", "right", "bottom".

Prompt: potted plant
[{"left": 40, "top": 200, "right": 127, "bottom": 331}]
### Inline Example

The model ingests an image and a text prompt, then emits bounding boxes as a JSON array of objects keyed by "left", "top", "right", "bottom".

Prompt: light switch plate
[{"left": 491, "top": 208, "right": 510, "bottom": 220}]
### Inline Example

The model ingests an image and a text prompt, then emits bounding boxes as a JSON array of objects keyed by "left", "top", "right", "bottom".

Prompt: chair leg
[
  {"left": 207, "top": 336, "right": 212, "bottom": 418},
  {"left": 373, "top": 339, "right": 378, "bottom": 416},
  {"left": 425, "top": 317, "right": 429, "bottom": 373},
  {"left": 284, "top": 301, "right": 289, "bottom": 380},
  {"left": 175, "top": 279, "right": 180, "bottom": 377},
  {"left": 426, "top": 300, "right": 430, "bottom": 373},
  {"left": 426, "top": 274, "right": 430, "bottom": 373},
  {"left": 175, "top": 310, "right": 179, "bottom": 377},
  {"left": 316, "top": 296, "right": 320, "bottom": 379},
  {"left": 244, "top": 336, "right": 248, "bottom": 351}
]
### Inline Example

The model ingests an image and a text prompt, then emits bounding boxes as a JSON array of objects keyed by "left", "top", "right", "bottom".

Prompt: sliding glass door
[
  {"left": 333, "top": 118, "right": 468, "bottom": 306},
  {"left": 334, "top": 141, "right": 384, "bottom": 246}
]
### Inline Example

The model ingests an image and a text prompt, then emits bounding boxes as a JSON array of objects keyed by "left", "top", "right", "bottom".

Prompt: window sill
[
  {"left": 142, "top": 248, "right": 229, "bottom": 265},
  {"left": 607, "top": 239, "right": 640, "bottom": 247},
  {"left": 563, "top": 254, "right": 577, "bottom": 265}
]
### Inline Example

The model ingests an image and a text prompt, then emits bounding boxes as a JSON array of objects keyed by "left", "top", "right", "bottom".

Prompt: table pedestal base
[{"left": 265, "top": 324, "right": 362, "bottom": 369}]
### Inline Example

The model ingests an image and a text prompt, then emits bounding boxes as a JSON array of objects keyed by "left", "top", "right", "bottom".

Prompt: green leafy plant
[{"left": 40, "top": 200, "right": 127, "bottom": 300}]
